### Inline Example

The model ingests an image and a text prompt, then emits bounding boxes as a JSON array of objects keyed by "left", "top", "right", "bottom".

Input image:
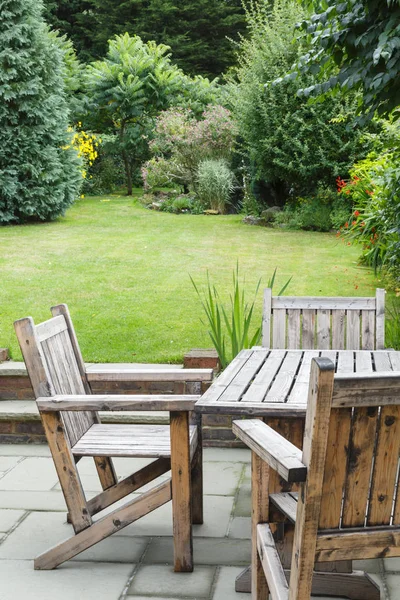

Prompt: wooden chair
[
  {"left": 232, "top": 356, "right": 400, "bottom": 599},
  {"left": 262, "top": 288, "right": 385, "bottom": 350},
  {"left": 14, "top": 304, "right": 204, "bottom": 571}
]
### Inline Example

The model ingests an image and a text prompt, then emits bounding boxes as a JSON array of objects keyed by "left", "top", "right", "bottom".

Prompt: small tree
[
  {"left": 0, "top": 0, "right": 82, "bottom": 224},
  {"left": 85, "top": 34, "right": 183, "bottom": 195}
]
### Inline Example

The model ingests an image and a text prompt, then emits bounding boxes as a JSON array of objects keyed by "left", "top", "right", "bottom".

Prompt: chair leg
[
  {"left": 251, "top": 452, "right": 270, "bottom": 600},
  {"left": 35, "top": 479, "right": 172, "bottom": 570},
  {"left": 170, "top": 411, "right": 193, "bottom": 572},
  {"left": 41, "top": 411, "right": 91, "bottom": 534},
  {"left": 191, "top": 413, "right": 203, "bottom": 525},
  {"left": 94, "top": 456, "right": 118, "bottom": 490}
]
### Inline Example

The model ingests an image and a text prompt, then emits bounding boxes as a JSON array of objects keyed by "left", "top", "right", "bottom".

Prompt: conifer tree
[{"left": 0, "top": 0, "right": 82, "bottom": 224}]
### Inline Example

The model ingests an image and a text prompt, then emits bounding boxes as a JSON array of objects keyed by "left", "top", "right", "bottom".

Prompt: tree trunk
[{"left": 120, "top": 120, "right": 133, "bottom": 196}]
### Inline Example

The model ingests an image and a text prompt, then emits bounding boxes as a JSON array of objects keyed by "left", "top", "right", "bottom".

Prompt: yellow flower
[{"left": 80, "top": 194, "right": 85, "bottom": 199}]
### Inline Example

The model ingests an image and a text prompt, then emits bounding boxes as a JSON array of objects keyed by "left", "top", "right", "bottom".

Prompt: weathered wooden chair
[
  {"left": 232, "top": 356, "right": 400, "bottom": 599},
  {"left": 14, "top": 304, "right": 204, "bottom": 571},
  {"left": 262, "top": 288, "right": 385, "bottom": 350}
]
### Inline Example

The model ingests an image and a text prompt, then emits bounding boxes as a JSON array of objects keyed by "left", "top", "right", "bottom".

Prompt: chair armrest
[
  {"left": 232, "top": 419, "right": 307, "bottom": 483},
  {"left": 37, "top": 394, "right": 199, "bottom": 412},
  {"left": 85, "top": 368, "right": 214, "bottom": 383}
]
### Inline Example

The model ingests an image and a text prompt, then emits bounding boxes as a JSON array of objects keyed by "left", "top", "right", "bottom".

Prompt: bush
[
  {"left": 273, "top": 187, "right": 337, "bottom": 232},
  {"left": 197, "top": 159, "right": 235, "bottom": 214},
  {"left": 143, "top": 105, "right": 237, "bottom": 192},
  {"left": 80, "top": 134, "right": 126, "bottom": 195},
  {"left": 0, "top": 0, "right": 82, "bottom": 224},
  {"left": 228, "top": 0, "right": 370, "bottom": 204},
  {"left": 337, "top": 121, "right": 400, "bottom": 283}
]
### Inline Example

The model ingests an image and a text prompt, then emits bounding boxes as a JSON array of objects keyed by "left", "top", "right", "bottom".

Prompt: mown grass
[{"left": 0, "top": 193, "right": 380, "bottom": 363}]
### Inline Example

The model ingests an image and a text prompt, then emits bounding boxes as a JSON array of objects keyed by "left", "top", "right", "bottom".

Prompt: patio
[{"left": 0, "top": 443, "right": 397, "bottom": 600}]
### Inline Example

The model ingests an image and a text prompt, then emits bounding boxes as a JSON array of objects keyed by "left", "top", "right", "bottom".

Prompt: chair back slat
[
  {"left": 341, "top": 407, "right": 379, "bottom": 527},
  {"left": 262, "top": 289, "right": 385, "bottom": 350},
  {"left": 15, "top": 311, "right": 96, "bottom": 447},
  {"left": 301, "top": 310, "right": 315, "bottom": 349},
  {"left": 367, "top": 405, "right": 400, "bottom": 526},
  {"left": 287, "top": 309, "right": 300, "bottom": 348},
  {"left": 318, "top": 408, "right": 352, "bottom": 529},
  {"left": 316, "top": 369, "right": 400, "bottom": 532},
  {"left": 346, "top": 310, "right": 361, "bottom": 349},
  {"left": 41, "top": 329, "right": 95, "bottom": 445},
  {"left": 316, "top": 309, "right": 330, "bottom": 349},
  {"left": 361, "top": 310, "right": 375, "bottom": 349},
  {"left": 272, "top": 309, "right": 286, "bottom": 348},
  {"left": 331, "top": 310, "right": 345, "bottom": 349}
]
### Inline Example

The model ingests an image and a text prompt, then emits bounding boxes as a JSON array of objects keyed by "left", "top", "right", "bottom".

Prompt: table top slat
[
  {"left": 217, "top": 349, "right": 268, "bottom": 403},
  {"left": 374, "top": 351, "right": 392, "bottom": 371},
  {"left": 241, "top": 350, "right": 286, "bottom": 403},
  {"left": 335, "top": 350, "right": 354, "bottom": 373},
  {"left": 355, "top": 351, "right": 373, "bottom": 373},
  {"left": 198, "top": 348, "right": 255, "bottom": 405},
  {"left": 264, "top": 351, "right": 303, "bottom": 403},
  {"left": 288, "top": 350, "right": 319, "bottom": 404}
]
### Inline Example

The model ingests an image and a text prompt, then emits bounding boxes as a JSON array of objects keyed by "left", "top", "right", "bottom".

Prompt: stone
[
  {"left": 128, "top": 564, "right": 215, "bottom": 597},
  {"left": 0, "top": 508, "right": 25, "bottom": 532},
  {"left": 0, "top": 559, "right": 133, "bottom": 600},
  {"left": 144, "top": 537, "right": 250, "bottom": 566},
  {"left": 261, "top": 205, "right": 282, "bottom": 223},
  {"left": 242, "top": 215, "right": 263, "bottom": 226}
]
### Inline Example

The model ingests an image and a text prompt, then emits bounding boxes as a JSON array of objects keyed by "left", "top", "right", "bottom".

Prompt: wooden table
[{"left": 195, "top": 347, "right": 400, "bottom": 596}]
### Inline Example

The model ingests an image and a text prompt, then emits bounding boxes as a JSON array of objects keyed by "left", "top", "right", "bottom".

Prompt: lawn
[{"left": 0, "top": 193, "right": 380, "bottom": 363}]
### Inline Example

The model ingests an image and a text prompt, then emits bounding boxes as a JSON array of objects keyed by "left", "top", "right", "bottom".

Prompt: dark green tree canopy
[
  {"left": 0, "top": 0, "right": 82, "bottom": 224},
  {"left": 293, "top": 0, "right": 400, "bottom": 120},
  {"left": 42, "top": 0, "right": 247, "bottom": 77}
]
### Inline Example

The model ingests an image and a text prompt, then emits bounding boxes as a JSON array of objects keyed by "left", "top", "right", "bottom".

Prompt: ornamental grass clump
[
  {"left": 196, "top": 159, "right": 235, "bottom": 213},
  {"left": 191, "top": 264, "right": 292, "bottom": 369}
]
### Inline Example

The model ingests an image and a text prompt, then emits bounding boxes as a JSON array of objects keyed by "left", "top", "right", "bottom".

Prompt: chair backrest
[
  {"left": 305, "top": 358, "right": 400, "bottom": 533},
  {"left": 14, "top": 304, "right": 96, "bottom": 446},
  {"left": 262, "top": 288, "right": 385, "bottom": 350}
]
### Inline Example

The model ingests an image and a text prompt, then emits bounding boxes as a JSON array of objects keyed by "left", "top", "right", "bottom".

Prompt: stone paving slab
[
  {"left": 128, "top": 564, "right": 215, "bottom": 598},
  {"left": 0, "top": 443, "right": 395, "bottom": 600},
  {"left": 0, "top": 509, "right": 25, "bottom": 533},
  {"left": 0, "top": 559, "right": 133, "bottom": 600}
]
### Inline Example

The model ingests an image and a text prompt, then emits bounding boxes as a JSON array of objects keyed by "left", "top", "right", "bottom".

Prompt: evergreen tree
[
  {"left": 42, "top": 0, "right": 246, "bottom": 77},
  {"left": 0, "top": 0, "right": 82, "bottom": 224}
]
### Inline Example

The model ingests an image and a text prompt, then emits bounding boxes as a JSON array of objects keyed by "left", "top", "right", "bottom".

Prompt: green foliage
[
  {"left": 228, "top": 0, "right": 368, "bottom": 203},
  {"left": 293, "top": 0, "right": 400, "bottom": 121},
  {"left": 43, "top": 0, "right": 247, "bottom": 78},
  {"left": 143, "top": 105, "right": 237, "bottom": 192},
  {"left": 191, "top": 265, "right": 292, "bottom": 369},
  {"left": 338, "top": 120, "right": 400, "bottom": 283},
  {"left": 196, "top": 159, "right": 235, "bottom": 214},
  {"left": 386, "top": 296, "right": 400, "bottom": 350},
  {"left": 82, "top": 134, "right": 125, "bottom": 195},
  {"left": 0, "top": 0, "right": 82, "bottom": 224},
  {"left": 85, "top": 33, "right": 183, "bottom": 194},
  {"left": 273, "top": 186, "right": 338, "bottom": 232}
]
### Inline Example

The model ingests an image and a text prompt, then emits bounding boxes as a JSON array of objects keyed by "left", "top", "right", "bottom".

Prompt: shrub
[
  {"left": 337, "top": 121, "right": 400, "bottom": 283},
  {"left": 228, "top": 0, "right": 370, "bottom": 204},
  {"left": 196, "top": 159, "right": 235, "bottom": 214},
  {"left": 0, "top": 0, "right": 82, "bottom": 224},
  {"left": 144, "top": 105, "right": 237, "bottom": 192},
  {"left": 273, "top": 187, "right": 337, "bottom": 232}
]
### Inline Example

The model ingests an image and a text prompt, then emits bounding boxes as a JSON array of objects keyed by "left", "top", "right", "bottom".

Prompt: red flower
[
  {"left": 352, "top": 221, "right": 357, "bottom": 226},
  {"left": 345, "top": 222, "right": 349, "bottom": 228},
  {"left": 354, "top": 210, "right": 360, "bottom": 217}
]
